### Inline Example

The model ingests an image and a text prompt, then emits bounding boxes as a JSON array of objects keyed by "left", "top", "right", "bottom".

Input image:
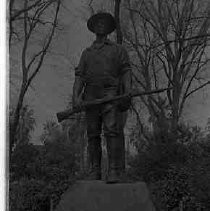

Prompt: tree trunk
[
  {"left": 10, "top": 83, "right": 27, "bottom": 155},
  {"left": 114, "top": 0, "right": 126, "bottom": 170},
  {"left": 171, "top": 84, "right": 180, "bottom": 140},
  {"left": 114, "top": 0, "right": 123, "bottom": 44}
]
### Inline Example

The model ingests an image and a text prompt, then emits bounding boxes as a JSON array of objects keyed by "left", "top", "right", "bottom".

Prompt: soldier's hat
[{"left": 87, "top": 12, "right": 116, "bottom": 34}]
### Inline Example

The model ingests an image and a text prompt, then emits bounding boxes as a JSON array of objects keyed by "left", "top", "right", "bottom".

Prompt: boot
[
  {"left": 106, "top": 136, "right": 124, "bottom": 183},
  {"left": 87, "top": 137, "right": 102, "bottom": 180},
  {"left": 88, "top": 169, "right": 101, "bottom": 180},
  {"left": 106, "top": 169, "right": 120, "bottom": 183}
]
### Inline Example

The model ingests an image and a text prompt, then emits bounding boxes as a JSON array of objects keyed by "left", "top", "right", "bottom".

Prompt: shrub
[
  {"left": 10, "top": 143, "right": 39, "bottom": 180},
  {"left": 129, "top": 140, "right": 190, "bottom": 182},
  {"left": 9, "top": 178, "right": 49, "bottom": 211},
  {"left": 10, "top": 140, "right": 78, "bottom": 210},
  {"left": 128, "top": 126, "right": 210, "bottom": 210},
  {"left": 188, "top": 155, "right": 210, "bottom": 209}
]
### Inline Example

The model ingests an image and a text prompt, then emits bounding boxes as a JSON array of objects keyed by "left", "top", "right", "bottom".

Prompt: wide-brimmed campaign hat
[{"left": 87, "top": 12, "right": 116, "bottom": 34}]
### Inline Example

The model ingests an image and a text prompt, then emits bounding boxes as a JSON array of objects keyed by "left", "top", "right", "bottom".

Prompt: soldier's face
[{"left": 94, "top": 19, "right": 107, "bottom": 35}]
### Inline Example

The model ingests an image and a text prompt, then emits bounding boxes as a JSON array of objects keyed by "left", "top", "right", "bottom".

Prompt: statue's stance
[{"left": 72, "top": 12, "right": 131, "bottom": 183}]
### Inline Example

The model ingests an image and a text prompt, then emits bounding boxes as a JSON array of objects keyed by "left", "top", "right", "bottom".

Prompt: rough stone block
[{"left": 55, "top": 180, "right": 156, "bottom": 211}]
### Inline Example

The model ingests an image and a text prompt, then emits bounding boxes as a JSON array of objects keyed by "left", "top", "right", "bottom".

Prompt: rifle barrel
[{"left": 56, "top": 87, "right": 172, "bottom": 122}]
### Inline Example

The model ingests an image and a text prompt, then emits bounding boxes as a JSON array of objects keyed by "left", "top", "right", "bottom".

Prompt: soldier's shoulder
[
  {"left": 82, "top": 47, "right": 90, "bottom": 53},
  {"left": 106, "top": 41, "right": 125, "bottom": 53},
  {"left": 111, "top": 42, "right": 126, "bottom": 50},
  {"left": 80, "top": 47, "right": 92, "bottom": 58}
]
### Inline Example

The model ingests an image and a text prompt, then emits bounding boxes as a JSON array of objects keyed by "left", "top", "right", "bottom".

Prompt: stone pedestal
[{"left": 55, "top": 180, "right": 156, "bottom": 211}]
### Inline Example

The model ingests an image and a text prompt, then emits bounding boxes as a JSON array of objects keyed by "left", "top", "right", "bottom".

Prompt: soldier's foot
[
  {"left": 106, "top": 170, "right": 120, "bottom": 184},
  {"left": 106, "top": 171, "right": 132, "bottom": 184},
  {"left": 87, "top": 170, "right": 101, "bottom": 180}
]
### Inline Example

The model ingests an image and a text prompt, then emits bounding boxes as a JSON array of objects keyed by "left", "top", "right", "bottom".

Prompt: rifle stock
[{"left": 56, "top": 87, "right": 172, "bottom": 122}]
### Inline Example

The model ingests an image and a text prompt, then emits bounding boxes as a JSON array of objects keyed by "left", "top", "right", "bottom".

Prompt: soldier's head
[
  {"left": 94, "top": 18, "right": 108, "bottom": 35},
  {"left": 87, "top": 12, "right": 116, "bottom": 36}
]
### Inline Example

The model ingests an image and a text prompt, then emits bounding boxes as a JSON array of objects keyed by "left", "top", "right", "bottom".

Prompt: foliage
[
  {"left": 10, "top": 178, "right": 50, "bottom": 211},
  {"left": 10, "top": 139, "right": 78, "bottom": 210},
  {"left": 43, "top": 138, "right": 78, "bottom": 206},
  {"left": 10, "top": 142, "right": 39, "bottom": 180},
  {"left": 128, "top": 125, "right": 210, "bottom": 210},
  {"left": 149, "top": 165, "right": 192, "bottom": 210},
  {"left": 40, "top": 120, "right": 63, "bottom": 144},
  {"left": 149, "top": 155, "right": 210, "bottom": 210},
  {"left": 129, "top": 132, "right": 190, "bottom": 182}
]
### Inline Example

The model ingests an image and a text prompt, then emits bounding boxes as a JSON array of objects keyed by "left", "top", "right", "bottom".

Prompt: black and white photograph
[{"left": 6, "top": 0, "right": 210, "bottom": 210}]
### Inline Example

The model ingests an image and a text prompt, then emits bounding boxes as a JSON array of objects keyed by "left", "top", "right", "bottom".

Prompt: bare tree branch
[
  {"left": 10, "top": 0, "right": 61, "bottom": 153},
  {"left": 88, "top": 0, "right": 95, "bottom": 15},
  {"left": 185, "top": 81, "right": 210, "bottom": 98},
  {"left": 26, "top": 0, "right": 61, "bottom": 89},
  {"left": 124, "top": 0, "right": 210, "bottom": 135},
  {"left": 11, "top": 0, "right": 43, "bottom": 22}
]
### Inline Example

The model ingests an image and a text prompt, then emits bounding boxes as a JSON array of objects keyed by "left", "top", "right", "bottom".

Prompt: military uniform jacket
[{"left": 75, "top": 39, "right": 130, "bottom": 100}]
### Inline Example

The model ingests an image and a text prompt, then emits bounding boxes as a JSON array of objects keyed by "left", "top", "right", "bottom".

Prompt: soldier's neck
[{"left": 95, "top": 34, "right": 107, "bottom": 43}]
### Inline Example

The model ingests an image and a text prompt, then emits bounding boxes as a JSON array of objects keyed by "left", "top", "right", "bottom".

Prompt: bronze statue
[{"left": 72, "top": 12, "right": 131, "bottom": 183}]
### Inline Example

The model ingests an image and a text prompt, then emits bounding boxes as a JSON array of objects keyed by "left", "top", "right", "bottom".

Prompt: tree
[
  {"left": 40, "top": 115, "right": 88, "bottom": 173},
  {"left": 114, "top": 0, "right": 123, "bottom": 44},
  {"left": 206, "top": 117, "right": 210, "bottom": 132},
  {"left": 40, "top": 119, "right": 63, "bottom": 144},
  {"left": 10, "top": 105, "right": 36, "bottom": 151},
  {"left": 16, "top": 105, "right": 36, "bottom": 144},
  {"left": 9, "top": 0, "right": 61, "bottom": 153},
  {"left": 63, "top": 115, "right": 87, "bottom": 173},
  {"left": 123, "top": 0, "right": 210, "bottom": 138}
]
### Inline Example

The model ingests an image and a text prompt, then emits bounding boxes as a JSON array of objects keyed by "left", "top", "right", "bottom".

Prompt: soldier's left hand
[{"left": 118, "top": 94, "right": 131, "bottom": 112}]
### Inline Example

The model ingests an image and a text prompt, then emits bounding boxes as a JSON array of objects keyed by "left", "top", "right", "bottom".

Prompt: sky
[{"left": 9, "top": 0, "right": 210, "bottom": 144}]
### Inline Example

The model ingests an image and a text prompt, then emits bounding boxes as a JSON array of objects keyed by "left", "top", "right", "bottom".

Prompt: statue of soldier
[{"left": 72, "top": 12, "right": 131, "bottom": 183}]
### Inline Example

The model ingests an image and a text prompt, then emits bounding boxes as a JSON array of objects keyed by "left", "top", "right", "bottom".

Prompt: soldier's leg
[
  {"left": 86, "top": 108, "right": 102, "bottom": 180},
  {"left": 102, "top": 103, "right": 123, "bottom": 183},
  {"left": 117, "top": 111, "right": 128, "bottom": 170}
]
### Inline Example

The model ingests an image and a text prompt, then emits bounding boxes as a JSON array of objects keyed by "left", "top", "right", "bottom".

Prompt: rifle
[{"left": 56, "top": 87, "right": 172, "bottom": 122}]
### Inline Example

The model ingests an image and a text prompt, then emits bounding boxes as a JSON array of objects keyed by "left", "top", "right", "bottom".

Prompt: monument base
[{"left": 55, "top": 180, "right": 156, "bottom": 211}]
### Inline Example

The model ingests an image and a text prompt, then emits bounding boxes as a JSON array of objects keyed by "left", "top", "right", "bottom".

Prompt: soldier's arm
[
  {"left": 72, "top": 76, "right": 84, "bottom": 106},
  {"left": 72, "top": 51, "right": 86, "bottom": 107}
]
